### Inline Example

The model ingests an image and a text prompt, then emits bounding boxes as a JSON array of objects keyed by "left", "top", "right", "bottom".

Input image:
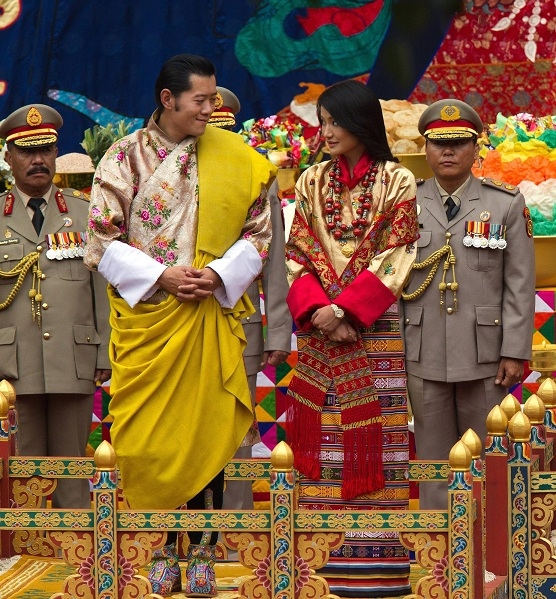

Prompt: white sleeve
[
  {"left": 98, "top": 240, "right": 167, "bottom": 308},
  {"left": 210, "top": 239, "right": 262, "bottom": 308}
]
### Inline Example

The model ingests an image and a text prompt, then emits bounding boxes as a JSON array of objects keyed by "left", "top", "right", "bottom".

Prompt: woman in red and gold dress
[{"left": 285, "top": 80, "right": 419, "bottom": 598}]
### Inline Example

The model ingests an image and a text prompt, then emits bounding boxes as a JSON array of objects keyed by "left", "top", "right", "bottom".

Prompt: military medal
[
  {"left": 479, "top": 222, "right": 489, "bottom": 248},
  {"left": 488, "top": 223, "right": 499, "bottom": 249},
  {"left": 45, "top": 234, "right": 56, "bottom": 259},
  {"left": 497, "top": 224, "right": 507, "bottom": 249},
  {"left": 67, "top": 232, "right": 76, "bottom": 258},
  {"left": 479, "top": 210, "right": 490, "bottom": 222},
  {"left": 75, "top": 232, "right": 85, "bottom": 257},
  {"left": 463, "top": 221, "right": 473, "bottom": 247},
  {"left": 472, "top": 221, "right": 484, "bottom": 248}
]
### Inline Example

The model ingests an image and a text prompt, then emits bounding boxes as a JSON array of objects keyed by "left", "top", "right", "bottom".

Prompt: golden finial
[
  {"left": 0, "top": 380, "right": 16, "bottom": 408},
  {"left": 508, "top": 412, "right": 531, "bottom": 443},
  {"left": 486, "top": 405, "right": 508, "bottom": 435},
  {"left": 271, "top": 441, "right": 294, "bottom": 471},
  {"left": 94, "top": 440, "right": 117, "bottom": 471},
  {"left": 523, "top": 393, "right": 546, "bottom": 425},
  {"left": 537, "top": 378, "right": 556, "bottom": 408},
  {"left": 449, "top": 440, "right": 472, "bottom": 471},
  {"left": 461, "top": 428, "right": 482, "bottom": 458},
  {"left": 0, "top": 392, "right": 8, "bottom": 420},
  {"left": 500, "top": 393, "right": 521, "bottom": 422}
]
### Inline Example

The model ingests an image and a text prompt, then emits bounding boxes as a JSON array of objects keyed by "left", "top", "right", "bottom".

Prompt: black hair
[
  {"left": 317, "top": 80, "right": 398, "bottom": 163},
  {"left": 154, "top": 54, "right": 216, "bottom": 110}
]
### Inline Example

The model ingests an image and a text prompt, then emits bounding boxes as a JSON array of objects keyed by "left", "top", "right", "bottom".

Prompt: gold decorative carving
[
  {"left": 400, "top": 531, "right": 449, "bottom": 599},
  {"left": 11, "top": 476, "right": 57, "bottom": 556},
  {"left": 223, "top": 531, "right": 344, "bottom": 599}
]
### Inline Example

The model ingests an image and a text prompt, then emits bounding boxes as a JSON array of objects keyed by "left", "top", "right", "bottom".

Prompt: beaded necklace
[{"left": 325, "top": 158, "right": 378, "bottom": 243}]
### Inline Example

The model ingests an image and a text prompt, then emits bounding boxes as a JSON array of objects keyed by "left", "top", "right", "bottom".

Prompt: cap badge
[
  {"left": 214, "top": 92, "right": 224, "bottom": 110},
  {"left": 440, "top": 105, "right": 461, "bottom": 122},
  {"left": 26, "top": 107, "right": 43, "bottom": 127}
]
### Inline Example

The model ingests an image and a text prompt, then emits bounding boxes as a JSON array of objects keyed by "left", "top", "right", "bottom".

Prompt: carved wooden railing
[{"left": 0, "top": 382, "right": 475, "bottom": 599}]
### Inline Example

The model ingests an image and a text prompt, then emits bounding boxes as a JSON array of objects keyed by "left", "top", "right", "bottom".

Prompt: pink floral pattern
[
  {"left": 135, "top": 192, "right": 171, "bottom": 232},
  {"left": 117, "top": 554, "right": 135, "bottom": 591},
  {"left": 150, "top": 237, "right": 179, "bottom": 265},
  {"left": 78, "top": 554, "right": 96, "bottom": 588},
  {"left": 432, "top": 556, "right": 449, "bottom": 593},
  {"left": 255, "top": 555, "right": 272, "bottom": 590},
  {"left": 294, "top": 556, "right": 311, "bottom": 592}
]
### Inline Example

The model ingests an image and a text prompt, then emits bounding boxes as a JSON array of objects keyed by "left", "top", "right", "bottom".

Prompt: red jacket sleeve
[
  {"left": 334, "top": 269, "right": 396, "bottom": 328},
  {"left": 286, "top": 273, "right": 329, "bottom": 330}
]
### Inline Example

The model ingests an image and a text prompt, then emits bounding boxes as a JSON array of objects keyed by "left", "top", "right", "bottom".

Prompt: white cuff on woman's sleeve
[
  {"left": 210, "top": 240, "right": 262, "bottom": 308},
  {"left": 98, "top": 240, "right": 167, "bottom": 307}
]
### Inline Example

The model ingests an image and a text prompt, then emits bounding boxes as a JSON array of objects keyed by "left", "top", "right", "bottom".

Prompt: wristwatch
[{"left": 330, "top": 303, "right": 344, "bottom": 319}]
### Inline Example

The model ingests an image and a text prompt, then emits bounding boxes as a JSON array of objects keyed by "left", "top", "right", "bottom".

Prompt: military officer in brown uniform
[
  {"left": 400, "top": 99, "right": 535, "bottom": 509},
  {"left": 0, "top": 104, "right": 111, "bottom": 508}
]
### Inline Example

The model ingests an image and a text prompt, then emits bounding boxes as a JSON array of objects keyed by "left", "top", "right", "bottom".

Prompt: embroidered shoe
[
  {"left": 148, "top": 543, "right": 182, "bottom": 596},
  {"left": 184, "top": 544, "right": 217, "bottom": 597}
]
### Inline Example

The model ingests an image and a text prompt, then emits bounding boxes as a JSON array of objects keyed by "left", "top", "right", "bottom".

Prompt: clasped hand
[
  {"left": 311, "top": 306, "right": 358, "bottom": 343},
  {"left": 157, "top": 265, "right": 222, "bottom": 302}
]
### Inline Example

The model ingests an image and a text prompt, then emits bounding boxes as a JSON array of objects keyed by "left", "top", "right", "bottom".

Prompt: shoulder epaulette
[
  {"left": 58, "top": 188, "right": 90, "bottom": 202},
  {"left": 480, "top": 177, "right": 519, "bottom": 195}
]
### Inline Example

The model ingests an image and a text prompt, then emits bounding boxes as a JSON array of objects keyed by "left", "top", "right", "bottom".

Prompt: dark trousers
[{"left": 167, "top": 469, "right": 225, "bottom": 547}]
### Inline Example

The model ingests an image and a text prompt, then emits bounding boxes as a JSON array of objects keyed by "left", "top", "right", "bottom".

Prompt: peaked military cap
[
  {"left": 418, "top": 99, "right": 483, "bottom": 141},
  {"left": 0, "top": 104, "right": 63, "bottom": 147},
  {"left": 209, "top": 86, "right": 241, "bottom": 129}
]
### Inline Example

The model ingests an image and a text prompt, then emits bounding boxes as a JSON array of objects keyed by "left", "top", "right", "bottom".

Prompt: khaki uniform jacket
[
  {"left": 242, "top": 184, "right": 292, "bottom": 376},
  {"left": 0, "top": 187, "right": 111, "bottom": 395},
  {"left": 400, "top": 176, "right": 535, "bottom": 382}
]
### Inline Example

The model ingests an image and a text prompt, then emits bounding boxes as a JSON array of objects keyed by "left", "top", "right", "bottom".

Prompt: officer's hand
[
  {"left": 495, "top": 357, "right": 524, "bottom": 388},
  {"left": 261, "top": 350, "right": 290, "bottom": 369},
  {"left": 95, "top": 369, "right": 111, "bottom": 384}
]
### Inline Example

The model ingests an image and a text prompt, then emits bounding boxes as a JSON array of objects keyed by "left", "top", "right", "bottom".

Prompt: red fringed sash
[
  {"left": 286, "top": 195, "right": 418, "bottom": 500},
  {"left": 287, "top": 332, "right": 383, "bottom": 500}
]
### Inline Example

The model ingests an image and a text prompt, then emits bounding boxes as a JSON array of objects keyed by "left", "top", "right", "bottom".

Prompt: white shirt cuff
[
  {"left": 210, "top": 240, "right": 262, "bottom": 308},
  {"left": 98, "top": 240, "right": 167, "bottom": 307}
]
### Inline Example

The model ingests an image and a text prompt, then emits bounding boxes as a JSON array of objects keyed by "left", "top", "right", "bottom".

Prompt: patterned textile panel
[{"left": 296, "top": 305, "right": 411, "bottom": 598}]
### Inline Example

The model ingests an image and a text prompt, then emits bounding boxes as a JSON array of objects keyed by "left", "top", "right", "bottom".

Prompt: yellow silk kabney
[{"left": 108, "top": 128, "right": 276, "bottom": 510}]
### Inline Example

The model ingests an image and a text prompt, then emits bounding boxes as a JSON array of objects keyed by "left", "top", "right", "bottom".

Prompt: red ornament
[{"left": 324, "top": 157, "right": 379, "bottom": 244}]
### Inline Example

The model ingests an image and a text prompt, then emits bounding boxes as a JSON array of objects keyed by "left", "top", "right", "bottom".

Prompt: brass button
[
  {"left": 43, "top": 332, "right": 50, "bottom": 340},
  {"left": 36, "top": 245, "right": 43, "bottom": 252},
  {"left": 446, "top": 307, "right": 454, "bottom": 314},
  {"left": 40, "top": 273, "right": 46, "bottom": 279},
  {"left": 42, "top": 303, "right": 48, "bottom": 310},
  {"left": 494, "top": 319, "right": 500, "bottom": 325},
  {"left": 3, "top": 254, "right": 8, "bottom": 260},
  {"left": 245, "top": 317, "right": 250, "bottom": 322},
  {"left": 405, "top": 318, "right": 410, "bottom": 324},
  {"left": 87, "top": 336, "right": 91, "bottom": 342}
]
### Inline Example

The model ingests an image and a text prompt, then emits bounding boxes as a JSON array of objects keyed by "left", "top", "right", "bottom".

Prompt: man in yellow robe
[{"left": 84, "top": 53, "right": 276, "bottom": 596}]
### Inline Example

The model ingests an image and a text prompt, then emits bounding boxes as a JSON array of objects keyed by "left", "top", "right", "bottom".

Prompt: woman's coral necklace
[{"left": 325, "top": 158, "right": 379, "bottom": 241}]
